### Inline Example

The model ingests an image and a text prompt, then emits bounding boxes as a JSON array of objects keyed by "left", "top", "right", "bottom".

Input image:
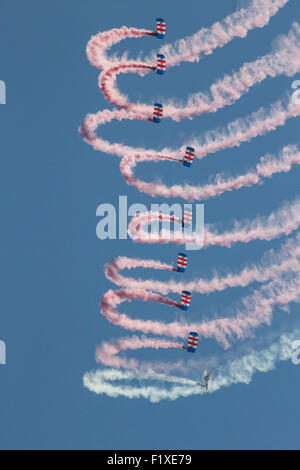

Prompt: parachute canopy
[
  {"left": 156, "top": 18, "right": 166, "bottom": 38},
  {"left": 177, "top": 253, "right": 188, "bottom": 272},
  {"left": 186, "top": 332, "right": 198, "bottom": 353},
  {"left": 182, "top": 210, "right": 192, "bottom": 227},
  {"left": 183, "top": 147, "right": 195, "bottom": 167},
  {"left": 156, "top": 54, "right": 166, "bottom": 74},
  {"left": 153, "top": 103, "right": 163, "bottom": 123},
  {"left": 181, "top": 290, "right": 191, "bottom": 310}
]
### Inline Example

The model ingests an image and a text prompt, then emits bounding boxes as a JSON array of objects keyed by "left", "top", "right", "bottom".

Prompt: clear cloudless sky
[{"left": 0, "top": 0, "right": 300, "bottom": 450}]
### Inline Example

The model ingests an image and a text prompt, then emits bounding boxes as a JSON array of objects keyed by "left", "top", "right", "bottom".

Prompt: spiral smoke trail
[{"left": 80, "top": 1, "right": 300, "bottom": 401}]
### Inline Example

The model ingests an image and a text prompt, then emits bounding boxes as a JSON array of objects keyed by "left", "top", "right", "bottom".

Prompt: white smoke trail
[{"left": 83, "top": 328, "right": 300, "bottom": 402}]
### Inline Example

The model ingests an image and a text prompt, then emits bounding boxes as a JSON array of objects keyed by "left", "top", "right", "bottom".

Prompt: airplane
[{"left": 199, "top": 370, "right": 213, "bottom": 390}]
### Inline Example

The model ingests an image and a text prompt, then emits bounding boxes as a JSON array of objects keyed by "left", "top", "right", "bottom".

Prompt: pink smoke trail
[
  {"left": 120, "top": 143, "right": 300, "bottom": 200},
  {"left": 96, "top": 272, "right": 300, "bottom": 369},
  {"left": 96, "top": 234, "right": 300, "bottom": 371},
  {"left": 105, "top": 232, "right": 300, "bottom": 296},
  {"left": 85, "top": 0, "right": 290, "bottom": 71},
  {"left": 95, "top": 196, "right": 300, "bottom": 370},
  {"left": 86, "top": 27, "right": 156, "bottom": 70},
  {"left": 80, "top": 4, "right": 300, "bottom": 378},
  {"left": 80, "top": 99, "right": 300, "bottom": 200},
  {"left": 163, "top": 23, "right": 300, "bottom": 120},
  {"left": 157, "top": 0, "right": 291, "bottom": 67},
  {"left": 96, "top": 23, "right": 300, "bottom": 119},
  {"left": 80, "top": 10, "right": 300, "bottom": 200},
  {"left": 95, "top": 335, "right": 183, "bottom": 370},
  {"left": 128, "top": 198, "right": 300, "bottom": 248}
]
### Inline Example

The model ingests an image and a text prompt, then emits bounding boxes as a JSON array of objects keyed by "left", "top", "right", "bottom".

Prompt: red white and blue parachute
[
  {"left": 156, "top": 18, "right": 166, "bottom": 38},
  {"left": 183, "top": 147, "right": 195, "bottom": 167},
  {"left": 177, "top": 253, "right": 188, "bottom": 272},
  {"left": 156, "top": 54, "right": 166, "bottom": 75},
  {"left": 181, "top": 290, "right": 191, "bottom": 310},
  {"left": 184, "top": 332, "right": 199, "bottom": 353},
  {"left": 153, "top": 103, "right": 163, "bottom": 123},
  {"left": 182, "top": 210, "right": 192, "bottom": 227}
]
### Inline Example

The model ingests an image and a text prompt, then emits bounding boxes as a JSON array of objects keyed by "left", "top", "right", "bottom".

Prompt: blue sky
[{"left": 0, "top": 0, "right": 300, "bottom": 450}]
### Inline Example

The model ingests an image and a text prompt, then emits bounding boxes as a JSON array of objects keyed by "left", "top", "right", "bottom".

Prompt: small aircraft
[
  {"left": 199, "top": 370, "right": 213, "bottom": 390},
  {"left": 183, "top": 147, "right": 195, "bottom": 167},
  {"left": 153, "top": 103, "right": 163, "bottom": 123},
  {"left": 177, "top": 253, "right": 188, "bottom": 272},
  {"left": 156, "top": 18, "right": 166, "bottom": 38},
  {"left": 156, "top": 54, "right": 166, "bottom": 75},
  {"left": 183, "top": 332, "right": 198, "bottom": 353},
  {"left": 180, "top": 291, "right": 191, "bottom": 310}
]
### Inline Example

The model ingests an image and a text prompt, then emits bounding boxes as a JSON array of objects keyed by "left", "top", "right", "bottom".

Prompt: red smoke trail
[
  {"left": 105, "top": 234, "right": 300, "bottom": 295},
  {"left": 158, "top": 0, "right": 291, "bottom": 67},
  {"left": 80, "top": 100, "right": 300, "bottom": 200},
  {"left": 96, "top": 22, "right": 300, "bottom": 119},
  {"left": 128, "top": 198, "right": 300, "bottom": 248},
  {"left": 80, "top": 4, "right": 300, "bottom": 376},
  {"left": 96, "top": 272, "right": 300, "bottom": 369}
]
